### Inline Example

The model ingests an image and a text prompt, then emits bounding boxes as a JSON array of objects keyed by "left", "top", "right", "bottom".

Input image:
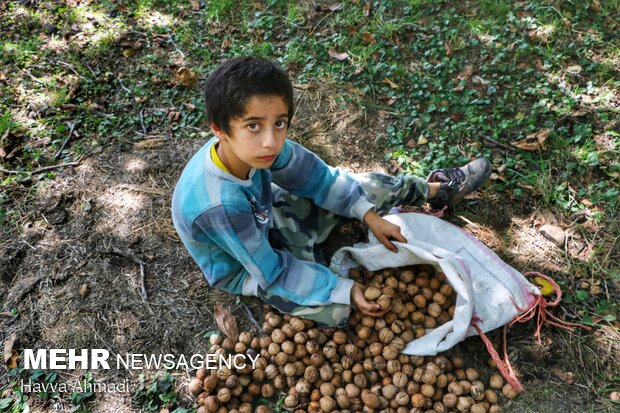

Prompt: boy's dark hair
[{"left": 204, "top": 56, "right": 294, "bottom": 134}]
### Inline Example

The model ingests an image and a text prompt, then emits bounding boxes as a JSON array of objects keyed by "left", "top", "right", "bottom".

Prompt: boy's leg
[
  {"left": 269, "top": 173, "right": 429, "bottom": 263},
  {"left": 352, "top": 172, "right": 429, "bottom": 215},
  {"left": 269, "top": 185, "right": 342, "bottom": 264},
  {"left": 256, "top": 285, "right": 352, "bottom": 327},
  {"left": 263, "top": 173, "right": 428, "bottom": 326}
]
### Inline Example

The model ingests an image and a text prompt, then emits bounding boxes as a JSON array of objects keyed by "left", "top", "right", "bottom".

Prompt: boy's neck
[{"left": 216, "top": 141, "right": 251, "bottom": 180}]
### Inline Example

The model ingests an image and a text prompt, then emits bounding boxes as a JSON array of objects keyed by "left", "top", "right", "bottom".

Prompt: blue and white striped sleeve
[
  {"left": 271, "top": 140, "right": 375, "bottom": 221},
  {"left": 193, "top": 204, "right": 354, "bottom": 306}
]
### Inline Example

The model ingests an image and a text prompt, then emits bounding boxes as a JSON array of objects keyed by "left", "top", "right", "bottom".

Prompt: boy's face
[{"left": 212, "top": 94, "right": 289, "bottom": 179}]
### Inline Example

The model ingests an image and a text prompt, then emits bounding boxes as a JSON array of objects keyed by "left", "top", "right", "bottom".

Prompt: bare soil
[{"left": 1, "top": 82, "right": 618, "bottom": 412}]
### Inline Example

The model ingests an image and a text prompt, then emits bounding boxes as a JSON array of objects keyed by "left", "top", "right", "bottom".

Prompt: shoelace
[{"left": 439, "top": 167, "right": 466, "bottom": 183}]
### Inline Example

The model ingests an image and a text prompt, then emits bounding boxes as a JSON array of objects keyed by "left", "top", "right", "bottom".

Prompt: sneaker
[{"left": 427, "top": 157, "right": 492, "bottom": 209}]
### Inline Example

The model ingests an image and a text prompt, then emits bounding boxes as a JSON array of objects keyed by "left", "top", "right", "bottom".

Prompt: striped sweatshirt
[{"left": 171, "top": 138, "right": 375, "bottom": 306}]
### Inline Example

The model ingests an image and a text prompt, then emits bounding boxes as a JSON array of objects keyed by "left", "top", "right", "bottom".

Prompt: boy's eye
[
  {"left": 248, "top": 123, "right": 259, "bottom": 131},
  {"left": 275, "top": 120, "right": 288, "bottom": 129}
]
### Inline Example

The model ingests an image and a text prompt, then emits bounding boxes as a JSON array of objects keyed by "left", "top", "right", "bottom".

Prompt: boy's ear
[{"left": 210, "top": 123, "right": 227, "bottom": 141}]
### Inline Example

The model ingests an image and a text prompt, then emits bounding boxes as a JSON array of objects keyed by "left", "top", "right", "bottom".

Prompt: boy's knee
[{"left": 291, "top": 304, "right": 352, "bottom": 328}]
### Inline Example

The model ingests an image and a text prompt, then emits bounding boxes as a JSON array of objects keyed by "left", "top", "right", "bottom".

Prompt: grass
[{"left": 0, "top": 0, "right": 618, "bottom": 410}]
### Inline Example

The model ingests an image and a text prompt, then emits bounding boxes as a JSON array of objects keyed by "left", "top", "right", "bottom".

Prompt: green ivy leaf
[{"left": 576, "top": 290, "right": 589, "bottom": 301}]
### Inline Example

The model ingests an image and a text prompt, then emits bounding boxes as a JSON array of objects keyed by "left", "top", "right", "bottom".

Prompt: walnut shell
[
  {"left": 283, "top": 394, "right": 298, "bottom": 408},
  {"left": 456, "top": 396, "right": 471, "bottom": 412},
  {"left": 502, "top": 383, "right": 518, "bottom": 399},
  {"left": 204, "top": 395, "right": 219, "bottom": 413},
  {"left": 427, "top": 302, "right": 442, "bottom": 318},
  {"left": 382, "top": 345, "right": 399, "bottom": 360},
  {"left": 411, "top": 393, "right": 426, "bottom": 408},
  {"left": 364, "top": 287, "right": 382, "bottom": 301},
  {"left": 188, "top": 378, "right": 203, "bottom": 396},
  {"left": 471, "top": 381, "right": 485, "bottom": 401},
  {"left": 336, "top": 393, "right": 351, "bottom": 409},
  {"left": 394, "top": 391, "right": 409, "bottom": 406},
  {"left": 377, "top": 294, "right": 392, "bottom": 310},
  {"left": 382, "top": 384, "right": 398, "bottom": 399},
  {"left": 345, "top": 383, "right": 360, "bottom": 398},
  {"left": 361, "top": 389, "right": 380, "bottom": 408},
  {"left": 319, "top": 396, "right": 336, "bottom": 412},
  {"left": 489, "top": 374, "right": 503, "bottom": 390},
  {"left": 216, "top": 388, "right": 231, "bottom": 403},
  {"left": 484, "top": 389, "right": 498, "bottom": 404},
  {"left": 400, "top": 269, "right": 415, "bottom": 283},
  {"left": 443, "top": 393, "right": 458, "bottom": 408},
  {"left": 471, "top": 403, "right": 487, "bottom": 413},
  {"left": 392, "top": 371, "right": 408, "bottom": 388}
]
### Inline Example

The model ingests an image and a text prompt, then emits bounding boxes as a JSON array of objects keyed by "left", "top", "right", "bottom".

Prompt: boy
[{"left": 171, "top": 57, "right": 491, "bottom": 327}]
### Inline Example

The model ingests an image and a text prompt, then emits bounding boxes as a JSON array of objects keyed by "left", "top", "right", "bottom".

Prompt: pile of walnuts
[{"left": 189, "top": 265, "right": 518, "bottom": 413}]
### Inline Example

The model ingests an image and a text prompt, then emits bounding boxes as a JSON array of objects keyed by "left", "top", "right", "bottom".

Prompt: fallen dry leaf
[
  {"left": 362, "top": 32, "right": 376, "bottom": 44},
  {"left": 571, "top": 109, "right": 588, "bottom": 117},
  {"left": 122, "top": 48, "right": 135, "bottom": 58},
  {"left": 117, "top": 4, "right": 130, "bottom": 13},
  {"left": 363, "top": 2, "right": 372, "bottom": 16},
  {"left": 382, "top": 78, "right": 400, "bottom": 89},
  {"left": 528, "top": 28, "right": 550, "bottom": 43},
  {"left": 168, "top": 110, "right": 181, "bottom": 122},
  {"left": 328, "top": 49, "right": 349, "bottom": 61},
  {"left": 79, "top": 283, "right": 91, "bottom": 298},
  {"left": 405, "top": 139, "right": 416, "bottom": 149},
  {"left": 214, "top": 304, "right": 239, "bottom": 342},
  {"left": 4, "top": 334, "right": 16, "bottom": 368},
  {"left": 189, "top": 0, "right": 200, "bottom": 10},
  {"left": 452, "top": 65, "right": 474, "bottom": 91},
  {"left": 134, "top": 138, "right": 166, "bottom": 150},
  {"left": 512, "top": 128, "right": 551, "bottom": 151},
  {"left": 293, "top": 83, "right": 314, "bottom": 90},
  {"left": 457, "top": 65, "right": 474, "bottom": 80},
  {"left": 550, "top": 367, "right": 575, "bottom": 384},
  {"left": 566, "top": 65, "right": 583, "bottom": 75},
  {"left": 177, "top": 67, "right": 198, "bottom": 87},
  {"left": 444, "top": 42, "right": 452, "bottom": 56},
  {"left": 417, "top": 135, "right": 428, "bottom": 145},
  {"left": 328, "top": 3, "right": 342, "bottom": 12}
]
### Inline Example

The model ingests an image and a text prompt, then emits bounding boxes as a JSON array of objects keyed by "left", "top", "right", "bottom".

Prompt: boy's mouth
[{"left": 258, "top": 155, "right": 276, "bottom": 162}]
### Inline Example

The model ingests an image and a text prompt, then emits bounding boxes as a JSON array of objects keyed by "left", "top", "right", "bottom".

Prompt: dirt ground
[{"left": 1, "top": 82, "right": 619, "bottom": 412}]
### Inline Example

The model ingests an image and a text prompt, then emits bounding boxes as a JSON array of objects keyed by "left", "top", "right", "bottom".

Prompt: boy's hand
[
  {"left": 351, "top": 282, "right": 390, "bottom": 317},
  {"left": 363, "top": 210, "right": 407, "bottom": 253}
]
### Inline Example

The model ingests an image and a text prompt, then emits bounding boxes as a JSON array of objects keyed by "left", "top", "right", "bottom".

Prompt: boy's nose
[{"left": 262, "top": 129, "right": 277, "bottom": 149}]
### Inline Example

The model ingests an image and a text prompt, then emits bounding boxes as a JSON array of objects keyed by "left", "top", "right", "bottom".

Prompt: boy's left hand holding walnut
[
  {"left": 363, "top": 210, "right": 407, "bottom": 253},
  {"left": 350, "top": 282, "right": 390, "bottom": 317}
]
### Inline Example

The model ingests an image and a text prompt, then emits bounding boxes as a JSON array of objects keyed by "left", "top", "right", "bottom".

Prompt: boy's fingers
[
  {"left": 392, "top": 231, "right": 407, "bottom": 244},
  {"left": 380, "top": 236, "right": 397, "bottom": 252}
]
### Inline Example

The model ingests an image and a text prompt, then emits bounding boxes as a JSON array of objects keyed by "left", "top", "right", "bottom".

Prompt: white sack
[{"left": 330, "top": 212, "right": 540, "bottom": 356}]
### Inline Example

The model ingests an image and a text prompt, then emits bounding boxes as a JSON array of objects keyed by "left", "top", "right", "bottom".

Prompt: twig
[
  {"left": 57, "top": 61, "right": 79, "bottom": 76},
  {"left": 308, "top": 10, "right": 336, "bottom": 37},
  {"left": 139, "top": 106, "right": 147, "bottom": 135},
  {"left": 236, "top": 297, "right": 261, "bottom": 333},
  {"left": 481, "top": 135, "right": 515, "bottom": 152},
  {"left": 31, "top": 159, "right": 82, "bottom": 174},
  {"left": 0, "top": 159, "right": 82, "bottom": 175},
  {"left": 54, "top": 121, "right": 78, "bottom": 158},
  {"left": 0, "top": 167, "right": 19, "bottom": 174},
  {"left": 139, "top": 263, "right": 148, "bottom": 301},
  {"left": 21, "top": 69, "right": 47, "bottom": 85},
  {"left": 118, "top": 78, "right": 132, "bottom": 94},
  {"left": 139, "top": 263, "right": 154, "bottom": 315},
  {"left": 169, "top": 36, "right": 186, "bottom": 59},
  {"left": 601, "top": 234, "right": 619, "bottom": 269}
]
